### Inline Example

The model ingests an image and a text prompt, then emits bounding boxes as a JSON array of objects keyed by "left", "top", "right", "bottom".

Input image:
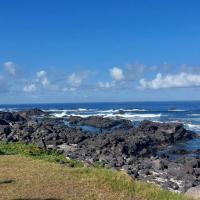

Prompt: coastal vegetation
[
  {"left": 0, "top": 142, "right": 191, "bottom": 200},
  {"left": 0, "top": 141, "right": 82, "bottom": 167}
]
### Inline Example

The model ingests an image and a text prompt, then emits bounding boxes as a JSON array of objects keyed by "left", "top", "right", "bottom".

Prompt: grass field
[{"left": 0, "top": 142, "right": 191, "bottom": 200}]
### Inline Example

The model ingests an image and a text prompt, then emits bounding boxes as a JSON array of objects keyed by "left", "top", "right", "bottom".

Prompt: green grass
[
  {"left": 0, "top": 142, "right": 192, "bottom": 200},
  {"left": 70, "top": 167, "right": 191, "bottom": 200},
  {"left": 0, "top": 141, "right": 83, "bottom": 167}
]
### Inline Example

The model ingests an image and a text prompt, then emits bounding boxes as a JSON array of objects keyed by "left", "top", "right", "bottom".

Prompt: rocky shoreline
[{"left": 0, "top": 108, "right": 200, "bottom": 195}]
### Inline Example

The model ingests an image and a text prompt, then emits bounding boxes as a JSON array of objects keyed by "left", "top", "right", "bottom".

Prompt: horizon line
[{"left": 0, "top": 100, "right": 200, "bottom": 106}]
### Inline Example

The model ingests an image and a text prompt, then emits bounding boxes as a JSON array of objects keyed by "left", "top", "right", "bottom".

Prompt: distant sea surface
[
  {"left": 1, "top": 101, "right": 200, "bottom": 156},
  {"left": 1, "top": 101, "right": 200, "bottom": 133}
]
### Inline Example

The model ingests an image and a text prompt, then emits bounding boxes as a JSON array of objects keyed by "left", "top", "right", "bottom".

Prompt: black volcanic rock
[
  {"left": 0, "top": 119, "right": 9, "bottom": 125},
  {"left": 19, "top": 108, "right": 45, "bottom": 118},
  {"left": 68, "top": 116, "right": 133, "bottom": 129},
  {"left": 137, "top": 120, "right": 195, "bottom": 144},
  {"left": 0, "top": 112, "right": 25, "bottom": 122},
  {"left": 68, "top": 120, "right": 195, "bottom": 166}
]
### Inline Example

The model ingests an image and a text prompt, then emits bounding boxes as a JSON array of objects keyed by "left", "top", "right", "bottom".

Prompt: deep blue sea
[{"left": 1, "top": 101, "right": 200, "bottom": 155}]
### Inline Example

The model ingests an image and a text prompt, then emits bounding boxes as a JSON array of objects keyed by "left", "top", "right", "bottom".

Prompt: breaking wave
[
  {"left": 168, "top": 109, "right": 186, "bottom": 112},
  {"left": 184, "top": 123, "right": 200, "bottom": 132},
  {"left": 52, "top": 112, "right": 162, "bottom": 121}
]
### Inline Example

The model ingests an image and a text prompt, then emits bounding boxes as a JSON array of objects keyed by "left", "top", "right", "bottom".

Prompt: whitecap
[
  {"left": 44, "top": 109, "right": 68, "bottom": 112},
  {"left": 184, "top": 123, "right": 200, "bottom": 131},
  {"left": 98, "top": 108, "right": 147, "bottom": 114},
  {"left": 52, "top": 111, "right": 162, "bottom": 121},
  {"left": 98, "top": 109, "right": 115, "bottom": 113},
  {"left": 76, "top": 108, "right": 89, "bottom": 112},
  {"left": 68, "top": 114, "right": 95, "bottom": 118},
  {"left": 51, "top": 112, "right": 67, "bottom": 118},
  {"left": 188, "top": 114, "right": 200, "bottom": 117},
  {"left": 123, "top": 113, "right": 161, "bottom": 118},
  {"left": 45, "top": 108, "right": 94, "bottom": 113},
  {"left": 101, "top": 113, "right": 162, "bottom": 121},
  {"left": 168, "top": 109, "right": 186, "bottom": 112},
  {"left": 121, "top": 109, "right": 147, "bottom": 112}
]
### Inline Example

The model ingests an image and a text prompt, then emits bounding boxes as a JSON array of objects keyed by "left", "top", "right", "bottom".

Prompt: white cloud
[
  {"left": 37, "top": 70, "right": 46, "bottom": 77},
  {"left": 36, "top": 70, "right": 50, "bottom": 87},
  {"left": 110, "top": 67, "right": 124, "bottom": 81},
  {"left": 139, "top": 72, "right": 200, "bottom": 89},
  {"left": 23, "top": 84, "right": 37, "bottom": 92},
  {"left": 68, "top": 73, "right": 82, "bottom": 86},
  {"left": 67, "top": 73, "right": 84, "bottom": 87},
  {"left": 98, "top": 81, "right": 115, "bottom": 89},
  {"left": 97, "top": 67, "right": 124, "bottom": 90},
  {"left": 3, "top": 61, "right": 16, "bottom": 76}
]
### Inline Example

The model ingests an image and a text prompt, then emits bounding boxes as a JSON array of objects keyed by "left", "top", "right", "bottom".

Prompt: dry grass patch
[
  {"left": 0, "top": 155, "right": 138, "bottom": 200},
  {"left": 0, "top": 155, "right": 191, "bottom": 200}
]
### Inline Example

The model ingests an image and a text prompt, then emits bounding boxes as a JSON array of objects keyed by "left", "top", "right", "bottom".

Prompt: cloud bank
[
  {"left": 2, "top": 60, "right": 200, "bottom": 103},
  {"left": 139, "top": 73, "right": 200, "bottom": 89}
]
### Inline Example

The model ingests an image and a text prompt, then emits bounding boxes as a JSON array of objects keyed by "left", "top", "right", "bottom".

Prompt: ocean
[
  {"left": 1, "top": 101, "right": 200, "bottom": 157},
  {"left": 1, "top": 101, "right": 200, "bottom": 131}
]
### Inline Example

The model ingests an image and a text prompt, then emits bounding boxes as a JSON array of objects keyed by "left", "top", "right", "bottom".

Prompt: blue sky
[{"left": 1, "top": 0, "right": 200, "bottom": 103}]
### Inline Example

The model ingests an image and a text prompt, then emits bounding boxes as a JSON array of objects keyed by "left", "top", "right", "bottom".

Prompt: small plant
[{"left": 0, "top": 141, "right": 83, "bottom": 167}]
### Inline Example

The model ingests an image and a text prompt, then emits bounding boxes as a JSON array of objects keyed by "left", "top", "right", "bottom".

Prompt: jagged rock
[
  {"left": 0, "top": 119, "right": 9, "bottom": 125},
  {"left": 19, "top": 108, "right": 45, "bottom": 118},
  {"left": 68, "top": 116, "right": 133, "bottom": 129},
  {"left": 0, "top": 112, "right": 25, "bottom": 122}
]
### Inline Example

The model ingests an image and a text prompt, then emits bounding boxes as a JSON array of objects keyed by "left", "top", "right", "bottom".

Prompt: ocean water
[
  {"left": 1, "top": 101, "right": 200, "bottom": 157},
  {"left": 1, "top": 101, "right": 200, "bottom": 132}
]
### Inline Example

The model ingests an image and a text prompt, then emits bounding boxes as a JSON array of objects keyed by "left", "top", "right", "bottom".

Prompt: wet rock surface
[{"left": 0, "top": 109, "right": 199, "bottom": 193}]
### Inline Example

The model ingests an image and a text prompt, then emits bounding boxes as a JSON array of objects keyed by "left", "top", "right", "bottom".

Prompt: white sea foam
[
  {"left": 52, "top": 112, "right": 67, "bottom": 118},
  {"left": 130, "top": 113, "right": 161, "bottom": 118},
  {"left": 77, "top": 108, "right": 88, "bottom": 111},
  {"left": 189, "top": 114, "right": 200, "bottom": 117},
  {"left": 98, "top": 108, "right": 147, "bottom": 114},
  {"left": 44, "top": 109, "right": 70, "bottom": 112},
  {"left": 68, "top": 114, "right": 95, "bottom": 118},
  {"left": 168, "top": 120, "right": 182, "bottom": 124},
  {"left": 101, "top": 113, "right": 162, "bottom": 121},
  {"left": 4, "top": 108, "right": 18, "bottom": 112},
  {"left": 51, "top": 112, "right": 162, "bottom": 121},
  {"left": 168, "top": 109, "right": 186, "bottom": 112},
  {"left": 120, "top": 109, "right": 147, "bottom": 112},
  {"left": 45, "top": 108, "right": 94, "bottom": 113},
  {"left": 97, "top": 109, "right": 115, "bottom": 113},
  {"left": 184, "top": 123, "right": 200, "bottom": 131}
]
